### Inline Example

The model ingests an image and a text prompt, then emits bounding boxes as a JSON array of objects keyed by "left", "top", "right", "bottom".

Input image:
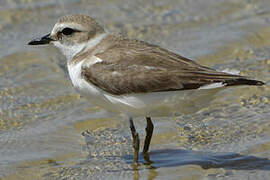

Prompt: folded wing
[{"left": 81, "top": 37, "right": 264, "bottom": 95}]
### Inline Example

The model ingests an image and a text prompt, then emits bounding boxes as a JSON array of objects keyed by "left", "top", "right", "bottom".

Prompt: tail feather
[{"left": 225, "top": 78, "right": 265, "bottom": 87}]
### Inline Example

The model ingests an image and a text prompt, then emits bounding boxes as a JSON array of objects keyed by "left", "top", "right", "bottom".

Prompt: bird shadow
[{"left": 124, "top": 148, "right": 270, "bottom": 170}]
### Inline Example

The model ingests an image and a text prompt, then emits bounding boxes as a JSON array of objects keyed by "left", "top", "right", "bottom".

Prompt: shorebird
[{"left": 28, "top": 14, "right": 264, "bottom": 165}]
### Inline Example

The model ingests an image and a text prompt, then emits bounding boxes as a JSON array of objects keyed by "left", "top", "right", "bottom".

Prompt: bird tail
[{"left": 225, "top": 78, "right": 265, "bottom": 87}]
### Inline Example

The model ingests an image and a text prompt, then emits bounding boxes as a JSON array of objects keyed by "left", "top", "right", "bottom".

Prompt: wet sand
[{"left": 0, "top": 0, "right": 269, "bottom": 179}]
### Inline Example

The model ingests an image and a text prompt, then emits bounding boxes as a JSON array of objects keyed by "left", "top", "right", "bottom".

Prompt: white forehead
[{"left": 51, "top": 22, "right": 86, "bottom": 34}]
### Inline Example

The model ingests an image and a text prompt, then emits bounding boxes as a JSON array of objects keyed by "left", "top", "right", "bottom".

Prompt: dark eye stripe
[{"left": 61, "top": 28, "right": 75, "bottom": 35}]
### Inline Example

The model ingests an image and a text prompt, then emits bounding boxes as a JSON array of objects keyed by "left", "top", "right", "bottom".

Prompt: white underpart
[
  {"left": 198, "top": 82, "right": 225, "bottom": 90},
  {"left": 68, "top": 57, "right": 103, "bottom": 95},
  {"left": 104, "top": 94, "right": 145, "bottom": 109}
]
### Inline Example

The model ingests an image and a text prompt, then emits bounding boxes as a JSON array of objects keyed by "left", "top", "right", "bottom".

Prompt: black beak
[{"left": 28, "top": 33, "right": 54, "bottom": 45}]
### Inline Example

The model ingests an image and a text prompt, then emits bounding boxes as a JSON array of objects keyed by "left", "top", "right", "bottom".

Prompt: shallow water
[{"left": 0, "top": 0, "right": 270, "bottom": 179}]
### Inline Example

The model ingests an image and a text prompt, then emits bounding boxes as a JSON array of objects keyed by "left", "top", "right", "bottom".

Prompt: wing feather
[{"left": 80, "top": 36, "right": 264, "bottom": 95}]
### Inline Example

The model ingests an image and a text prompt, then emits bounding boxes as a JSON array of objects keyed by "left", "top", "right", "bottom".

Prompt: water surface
[{"left": 0, "top": 0, "right": 269, "bottom": 179}]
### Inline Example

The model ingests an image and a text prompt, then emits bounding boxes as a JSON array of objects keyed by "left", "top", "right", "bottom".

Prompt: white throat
[{"left": 52, "top": 33, "right": 107, "bottom": 61}]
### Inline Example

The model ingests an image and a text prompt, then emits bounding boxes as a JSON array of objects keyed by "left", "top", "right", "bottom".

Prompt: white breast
[{"left": 67, "top": 60, "right": 101, "bottom": 96}]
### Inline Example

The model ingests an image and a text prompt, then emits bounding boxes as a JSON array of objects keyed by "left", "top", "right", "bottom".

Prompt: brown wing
[{"left": 81, "top": 37, "right": 264, "bottom": 95}]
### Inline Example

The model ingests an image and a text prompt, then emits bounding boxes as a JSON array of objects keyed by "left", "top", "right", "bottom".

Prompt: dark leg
[
  {"left": 129, "top": 117, "right": 140, "bottom": 165},
  {"left": 143, "top": 117, "right": 154, "bottom": 163}
]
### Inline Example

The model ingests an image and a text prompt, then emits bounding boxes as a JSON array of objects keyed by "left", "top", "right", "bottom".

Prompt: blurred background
[{"left": 0, "top": 0, "right": 269, "bottom": 179}]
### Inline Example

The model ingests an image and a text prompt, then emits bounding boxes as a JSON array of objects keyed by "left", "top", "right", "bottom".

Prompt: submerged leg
[
  {"left": 143, "top": 117, "right": 154, "bottom": 163},
  {"left": 129, "top": 117, "right": 140, "bottom": 165}
]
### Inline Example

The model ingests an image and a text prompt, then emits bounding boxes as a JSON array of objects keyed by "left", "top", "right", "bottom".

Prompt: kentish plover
[{"left": 28, "top": 14, "right": 265, "bottom": 164}]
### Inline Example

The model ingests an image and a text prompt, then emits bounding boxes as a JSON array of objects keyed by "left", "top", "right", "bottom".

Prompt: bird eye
[{"left": 61, "top": 28, "right": 75, "bottom": 36}]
